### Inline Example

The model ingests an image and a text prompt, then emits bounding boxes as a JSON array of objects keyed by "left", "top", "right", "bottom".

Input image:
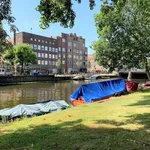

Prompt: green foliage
[
  {"left": 76, "top": 59, "right": 82, "bottom": 69},
  {"left": 36, "top": 0, "right": 96, "bottom": 29},
  {"left": 0, "top": 0, "right": 15, "bottom": 53},
  {"left": 0, "top": 0, "right": 15, "bottom": 23},
  {"left": 92, "top": 0, "right": 150, "bottom": 76},
  {"left": 0, "top": 24, "right": 13, "bottom": 53},
  {"left": 3, "top": 48, "right": 15, "bottom": 65},
  {"left": 4, "top": 44, "right": 37, "bottom": 74},
  {"left": 87, "top": 60, "right": 91, "bottom": 69},
  {"left": 56, "top": 58, "right": 61, "bottom": 68}
]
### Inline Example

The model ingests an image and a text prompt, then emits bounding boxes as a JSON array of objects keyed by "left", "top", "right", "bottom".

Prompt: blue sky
[{"left": 4, "top": 0, "right": 102, "bottom": 54}]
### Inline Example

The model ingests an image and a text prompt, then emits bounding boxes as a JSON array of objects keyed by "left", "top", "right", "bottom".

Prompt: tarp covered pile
[
  {"left": 70, "top": 78, "right": 127, "bottom": 104},
  {"left": 0, "top": 100, "right": 69, "bottom": 120}
]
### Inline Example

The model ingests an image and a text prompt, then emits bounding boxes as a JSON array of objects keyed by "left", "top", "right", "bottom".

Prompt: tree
[
  {"left": 0, "top": 0, "right": 15, "bottom": 53},
  {"left": 56, "top": 58, "right": 61, "bottom": 74},
  {"left": 0, "top": 0, "right": 15, "bottom": 23},
  {"left": 76, "top": 59, "right": 82, "bottom": 72},
  {"left": 87, "top": 60, "right": 91, "bottom": 72},
  {"left": 3, "top": 48, "right": 15, "bottom": 65},
  {"left": 4, "top": 44, "right": 37, "bottom": 74},
  {"left": 92, "top": 0, "right": 150, "bottom": 79},
  {"left": 36, "top": 0, "right": 96, "bottom": 29}
]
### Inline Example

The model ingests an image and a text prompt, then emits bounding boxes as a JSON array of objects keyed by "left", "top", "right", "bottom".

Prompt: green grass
[{"left": 0, "top": 90, "right": 150, "bottom": 150}]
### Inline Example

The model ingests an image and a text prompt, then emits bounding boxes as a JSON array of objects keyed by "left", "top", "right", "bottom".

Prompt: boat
[
  {"left": 70, "top": 78, "right": 127, "bottom": 106},
  {"left": 84, "top": 74, "right": 101, "bottom": 80},
  {"left": 0, "top": 100, "right": 69, "bottom": 121},
  {"left": 72, "top": 75, "right": 84, "bottom": 80},
  {"left": 144, "top": 81, "right": 150, "bottom": 86}
]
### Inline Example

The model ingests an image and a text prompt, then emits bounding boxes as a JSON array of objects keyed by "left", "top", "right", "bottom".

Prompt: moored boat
[
  {"left": 72, "top": 75, "right": 84, "bottom": 80},
  {"left": 70, "top": 78, "right": 127, "bottom": 106},
  {"left": 0, "top": 100, "right": 69, "bottom": 121}
]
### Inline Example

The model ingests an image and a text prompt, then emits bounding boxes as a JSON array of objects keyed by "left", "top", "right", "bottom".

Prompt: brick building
[
  {"left": 9, "top": 32, "right": 88, "bottom": 74},
  {"left": 88, "top": 54, "right": 107, "bottom": 73}
]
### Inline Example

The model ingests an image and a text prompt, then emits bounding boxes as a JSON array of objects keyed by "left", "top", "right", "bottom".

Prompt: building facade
[
  {"left": 88, "top": 54, "right": 107, "bottom": 73},
  {"left": 10, "top": 32, "right": 88, "bottom": 74}
]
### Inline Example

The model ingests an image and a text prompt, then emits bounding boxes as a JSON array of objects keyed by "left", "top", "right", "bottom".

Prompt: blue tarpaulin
[{"left": 70, "top": 78, "right": 127, "bottom": 103}]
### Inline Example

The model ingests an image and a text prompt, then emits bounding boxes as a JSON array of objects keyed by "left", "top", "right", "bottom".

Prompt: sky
[{"left": 4, "top": 0, "right": 102, "bottom": 54}]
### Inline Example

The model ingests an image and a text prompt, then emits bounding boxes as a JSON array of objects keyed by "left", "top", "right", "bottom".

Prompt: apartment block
[{"left": 10, "top": 32, "right": 88, "bottom": 74}]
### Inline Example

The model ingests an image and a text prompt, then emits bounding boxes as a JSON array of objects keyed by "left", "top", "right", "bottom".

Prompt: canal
[
  {"left": 0, "top": 78, "right": 147, "bottom": 109},
  {"left": 0, "top": 80, "right": 95, "bottom": 109}
]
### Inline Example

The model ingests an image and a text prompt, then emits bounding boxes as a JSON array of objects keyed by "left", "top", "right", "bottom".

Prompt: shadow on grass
[
  {"left": 0, "top": 114, "right": 150, "bottom": 150},
  {"left": 128, "top": 95, "right": 150, "bottom": 106},
  {"left": 95, "top": 113, "right": 150, "bottom": 129}
]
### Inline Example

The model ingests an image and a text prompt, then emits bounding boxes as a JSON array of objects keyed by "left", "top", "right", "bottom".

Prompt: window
[
  {"left": 38, "top": 53, "right": 41, "bottom": 57},
  {"left": 30, "top": 38, "right": 33, "bottom": 41},
  {"left": 38, "top": 60, "right": 41, "bottom": 64},
  {"left": 62, "top": 38, "right": 66, "bottom": 42},
  {"left": 52, "top": 54, "right": 55, "bottom": 59},
  {"left": 83, "top": 43, "right": 85, "bottom": 47},
  {"left": 49, "top": 54, "right": 51, "bottom": 58},
  {"left": 34, "top": 38, "right": 37, "bottom": 41},
  {"left": 49, "top": 41, "right": 51, "bottom": 44},
  {"left": 59, "top": 54, "right": 61, "bottom": 57},
  {"left": 68, "top": 49, "right": 71, "bottom": 52},
  {"left": 34, "top": 44, "right": 37, "bottom": 49},
  {"left": 63, "top": 54, "right": 65, "bottom": 58},
  {"left": 45, "top": 54, "right": 48, "bottom": 58},
  {"left": 42, "top": 53, "right": 44, "bottom": 58},
  {"left": 62, "top": 48, "right": 65, "bottom": 52},
  {"left": 41, "top": 46, "right": 44, "bottom": 50},
  {"left": 53, "top": 61, "right": 55, "bottom": 65},
  {"left": 68, "top": 55, "right": 72, "bottom": 58},
  {"left": 49, "top": 61, "right": 51, "bottom": 65},
  {"left": 42, "top": 60, "right": 44, "bottom": 65},
  {"left": 55, "top": 48, "right": 58, "bottom": 52},
  {"left": 56, "top": 55, "right": 58, "bottom": 59},
  {"left": 53, "top": 42, "right": 55, "bottom": 45},
  {"left": 68, "top": 42, "right": 72, "bottom": 47},
  {"left": 45, "top": 46, "right": 48, "bottom": 51},
  {"left": 49, "top": 47, "right": 51, "bottom": 51},
  {"left": 59, "top": 47, "right": 61, "bottom": 51},
  {"left": 38, "top": 45, "right": 41, "bottom": 50},
  {"left": 62, "top": 60, "right": 65, "bottom": 64},
  {"left": 73, "top": 43, "right": 76, "bottom": 47},
  {"left": 45, "top": 41, "right": 47, "bottom": 43},
  {"left": 68, "top": 61, "right": 71, "bottom": 64},
  {"left": 45, "top": 60, "right": 48, "bottom": 65},
  {"left": 38, "top": 39, "right": 40, "bottom": 42},
  {"left": 42, "top": 40, "right": 44, "bottom": 43}
]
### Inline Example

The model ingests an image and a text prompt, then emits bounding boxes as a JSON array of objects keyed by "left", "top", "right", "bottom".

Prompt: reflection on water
[
  {"left": 0, "top": 78, "right": 147, "bottom": 109},
  {"left": 0, "top": 80, "right": 93, "bottom": 109}
]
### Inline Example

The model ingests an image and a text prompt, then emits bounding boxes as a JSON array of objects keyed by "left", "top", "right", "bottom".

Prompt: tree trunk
[
  {"left": 21, "top": 62, "right": 24, "bottom": 75},
  {"left": 143, "top": 57, "right": 150, "bottom": 80}
]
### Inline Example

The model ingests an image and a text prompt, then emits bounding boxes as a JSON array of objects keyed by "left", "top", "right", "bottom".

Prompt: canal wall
[{"left": 0, "top": 75, "right": 72, "bottom": 85}]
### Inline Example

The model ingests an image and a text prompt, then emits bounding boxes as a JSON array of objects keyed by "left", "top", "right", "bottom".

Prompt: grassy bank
[{"left": 0, "top": 90, "right": 150, "bottom": 150}]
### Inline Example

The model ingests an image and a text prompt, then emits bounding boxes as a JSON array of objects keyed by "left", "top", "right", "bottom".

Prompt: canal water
[
  {"left": 0, "top": 80, "right": 95, "bottom": 109},
  {"left": 0, "top": 78, "right": 147, "bottom": 109}
]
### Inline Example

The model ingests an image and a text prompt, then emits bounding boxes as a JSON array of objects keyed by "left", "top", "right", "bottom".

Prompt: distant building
[
  {"left": 9, "top": 32, "right": 88, "bottom": 74},
  {"left": 88, "top": 54, "right": 107, "bottom": 73}
]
